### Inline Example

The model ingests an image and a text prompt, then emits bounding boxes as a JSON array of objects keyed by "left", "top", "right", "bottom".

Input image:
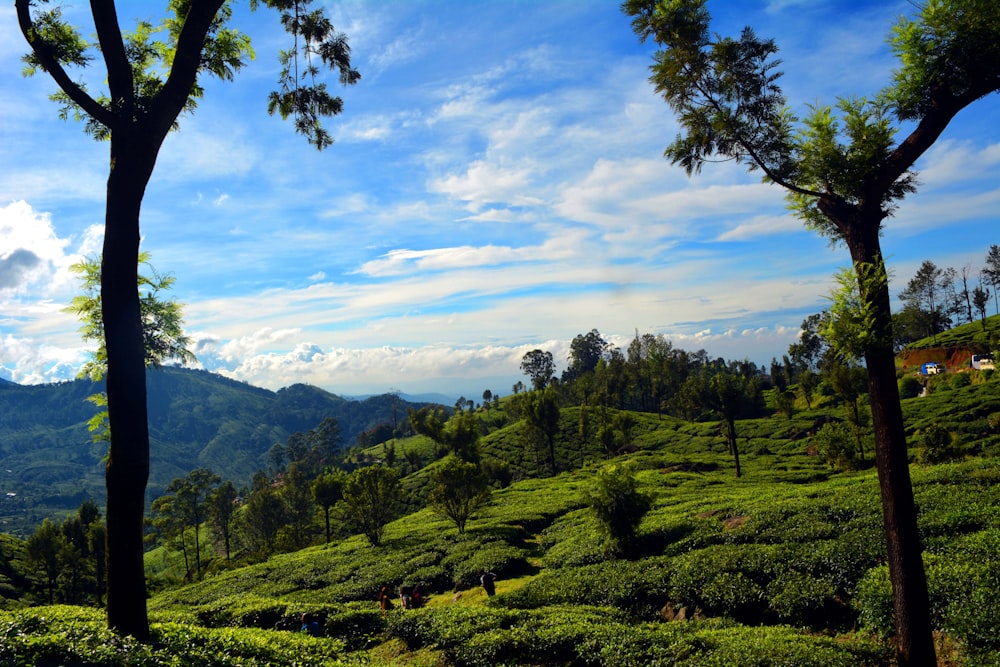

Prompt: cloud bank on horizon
[{"left": 1, "top": 0, "right": 998, "bottom": 397}]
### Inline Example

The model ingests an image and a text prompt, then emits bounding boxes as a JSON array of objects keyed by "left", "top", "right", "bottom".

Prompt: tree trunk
[
  {"left": 847, "top": 224, "right": 936, "bottom": 667},
  {"left": 724, "top": 418, "right": 741, "bottom": 478},
  {"left": 102, "top": 133, "right": 159, "bottom": 641}
]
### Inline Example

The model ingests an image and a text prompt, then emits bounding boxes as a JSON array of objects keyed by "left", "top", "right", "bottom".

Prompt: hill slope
[
  {"left": 135, "top": 378, "right": 1000, "bottom": 666},
  {"left": 0, "top": 367, "right": 435, "bottom": 536}
]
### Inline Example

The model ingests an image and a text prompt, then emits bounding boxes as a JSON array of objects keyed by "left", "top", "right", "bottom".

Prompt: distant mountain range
[{"left": 0, "top": 367, "right": 439, "bottom": 536}]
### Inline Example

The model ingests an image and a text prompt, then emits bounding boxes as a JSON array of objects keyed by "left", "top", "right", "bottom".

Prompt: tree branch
[
  {"left": 150, "top": 0, "right": 228, "bottom": 137},
  {"left": 876, "top": 83, "right": 996, "bottom": 195},
  {"left": 89, "top": 0, "right": 132, "bottom": 116},
  {"left": 15, "top": 0, "right": 114, "bottom": 129}
]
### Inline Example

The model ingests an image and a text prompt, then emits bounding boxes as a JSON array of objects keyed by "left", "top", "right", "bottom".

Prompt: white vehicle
[{"left": 971, "top": 354, "right": 995, "bottom": 371}]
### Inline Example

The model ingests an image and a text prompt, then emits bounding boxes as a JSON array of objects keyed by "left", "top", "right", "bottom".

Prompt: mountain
[{"left": 0, "top": 367, "right": 438, "bottom": 536}]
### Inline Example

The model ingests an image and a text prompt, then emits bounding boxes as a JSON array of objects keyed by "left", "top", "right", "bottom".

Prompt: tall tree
[
  {"left": 984, "top": 245, "right": 1000, "bottom": 315},
  {"left": 520, "top": 349, "right": 556, "bottom": 390},
  {"left": 898, "top": 260, "right": 951, "bottom": 340},
  {"left": 208, "top": 480, "right": 238, "bottom": 561},
  {"left": 441, "top": 409, "right": 482, "bottom": 462},
  {"left": 700, "top": 370, "right": 761, "bottom": 478},
  {"left": 562, "top": 329, "right": 609, "bottom": 383},
  {"left": 18, "top": 0, "right": 359, "bottom": 639},
  {"left": 973, "top": 283, "right": 991, "bottom": 329},
  {"left": 152, "top": 468, "right": 220, "bottom": 580},
  {"left": 311, "top": 470, "right": 347, "bottom": 544},
  {"left": 521, "top": 387, "right": 562, "bottom": 474},
  {"left": 25, "top": 519, "right": 63, "bottom": 604},
  {"left": 623, "top": 1, "right": 1000, "bottom": 663},
  {"left": 280, "top": 462, "right": 316, "bottom": 549}
]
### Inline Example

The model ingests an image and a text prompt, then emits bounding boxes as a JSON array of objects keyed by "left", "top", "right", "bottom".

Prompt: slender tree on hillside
[
  {"left": 521, "top": 387, "right": 562, "bottom": 474},
  {"left": 624, "top": 1, "right": 1000, "bottom": 663},
  {"left": 17, "top": 0, "right": 359, "bottom": 639},
  {"left": 973, "top": 284, "right": 991, "bottom": 330},
  {"left": 311, "top": 470, "right": 347, "bottom": 544},
  {"left": 899, "top": 260, "right": 951, "bottom": 341},
  {"left": 984, "top": 245, "right": 1000, "bottom": 315},
  {"left": 208, "top": 480, "right": 238, "bottom": 561}
]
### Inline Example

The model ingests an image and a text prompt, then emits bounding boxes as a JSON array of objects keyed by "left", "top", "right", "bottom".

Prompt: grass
[{"left": 5, "top": 375, "right": 1000, "bottom": 665}]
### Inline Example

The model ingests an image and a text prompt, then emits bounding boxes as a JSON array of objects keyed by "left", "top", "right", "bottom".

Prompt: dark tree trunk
[
  {"left": 102, "top": 132, "right": 160, "bottom": 641},
  {"left": 845, "top": 217, "right": 936, "bottom": 667},
  {"left": 729, "top": 422, "right": 741, "bottom": 479}
]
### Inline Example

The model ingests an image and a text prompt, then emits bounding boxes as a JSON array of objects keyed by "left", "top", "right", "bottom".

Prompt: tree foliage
[
  {"left": 623, "top": 2, "right": 1000, "bottom": 662},
  {"left": 427, "top": 455, "right": 492, "bottom": 534},
  {"left": 66, "top": 253, "right": 196, "bottom": 382},
  {"left": 311, "top": 470, "right": 347, "bottom": 544},
  {"left": 586, "top": 462, "right": 651, "bottom": 555},
  {"left": 520, "top": 349, "right": 556, "bottom": 391},
  {"left": 17, "top": 0, "right": 358, "bottom": 639},
  {"left": 341, "top": 466, "right": 401, "bottom": 547}
]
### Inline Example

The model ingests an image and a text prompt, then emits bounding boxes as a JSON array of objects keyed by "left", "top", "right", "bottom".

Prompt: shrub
[
  {"left": 812, "top": 422, "right": 861, "bottom": 471},
  {"left": 443, "top": 539, "right": 528, "bottom": 589},
  {"left": 856, "top": 544, "right": 1000, "bottom": 661},
  {"left": 585, "top": 462, "right": 652, "bottom": 555},
  {"left": 919, "top": 425, "right": 962, "bottom": 464},
  {"left": 952, "top": 372, "right": 972, "bottom": 389},
  {"left": 898, "top": 375, "right": 922, "bottom": 399}
]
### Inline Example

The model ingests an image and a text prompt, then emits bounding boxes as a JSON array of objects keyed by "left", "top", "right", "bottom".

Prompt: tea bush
[
  {"left": 0, "top": 605, "right": 350, "bottom": 666},
  {"left": 494, "top": 556, "right": 672, "bottom": 616},
  {"left": 855, "top": 539, "right": 1000, "bottom": 662}
]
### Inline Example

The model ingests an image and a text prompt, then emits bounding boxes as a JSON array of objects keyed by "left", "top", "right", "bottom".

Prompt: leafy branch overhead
[
  {"left": 18, "top": 0, "right": 359, "bottom": 148},
  {"left": 624, "top": 0, "right": 998, "bottom": 242}
]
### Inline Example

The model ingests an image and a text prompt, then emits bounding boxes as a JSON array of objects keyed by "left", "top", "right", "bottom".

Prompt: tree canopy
[
  {"left": 17, "top": 0, "right": 359, "bottom": 640},
  {"left": 623, "top": 1, "right": 1000, "bottom": 664}
]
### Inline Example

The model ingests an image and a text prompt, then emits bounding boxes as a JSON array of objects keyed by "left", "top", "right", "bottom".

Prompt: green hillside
[
  {"left": 900, "top": 314, "right": 1000, "bottom": 371},
  {"left": 0, "top": 367, "right": 435, "bottom": 537},
  {"left": 4, "top": 374, "right": 999, "bottom": 665}
]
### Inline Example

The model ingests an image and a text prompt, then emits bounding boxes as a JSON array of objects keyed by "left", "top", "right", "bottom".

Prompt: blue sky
[{"left": 1, "top": 0, "right": 998, "bottom": 398}]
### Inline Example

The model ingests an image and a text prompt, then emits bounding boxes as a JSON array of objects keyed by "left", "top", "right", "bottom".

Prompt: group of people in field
[
  {"left": 377, "top": 569, "right": 497, "bottom": 615},
  {"left": 296, "top": 570, "right": 501, "bottom": 636}
]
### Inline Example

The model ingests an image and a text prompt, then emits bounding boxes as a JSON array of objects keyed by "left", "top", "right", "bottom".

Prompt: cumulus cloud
[
  {"left": 430, "top": 161, "right": 543, "bottom": 212},
  {"left": 0, "top": 201, "right": 94, "bottom": 298},
  {"left": 0, "top": 332, "right": 88, "bottom": 384},
  {"left": 0, "top": 248, "right": 41, "bottom": 289}
]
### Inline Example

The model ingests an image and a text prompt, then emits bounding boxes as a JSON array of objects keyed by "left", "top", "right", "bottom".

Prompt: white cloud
[
  {"left": 0, "top": 332, "right": 88, "bottom": 384},
  {"left": 716, "top": 214, "right": 803, "bottom": 241},
  {"left": 357, "top": 241, "right": 566, "bottom": 277},
  {"left": 0, "top": 201, "right": 93, "bottom": 299},
  {"left": 430, "top": 161, "right": 543, "bottom": 212},
  {"left": 917, "top": 140, "right": 1000, "bottom": 186}
]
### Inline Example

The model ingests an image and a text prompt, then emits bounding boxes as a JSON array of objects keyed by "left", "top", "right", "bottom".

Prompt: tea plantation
[{"left": 3, "top": 374, "right": 1000, "bottom": 665}]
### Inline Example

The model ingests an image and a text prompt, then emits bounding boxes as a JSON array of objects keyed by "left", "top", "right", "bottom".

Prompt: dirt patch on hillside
[
  {"left": 722, "top": 515, "right": 749, "bottom": 530},
  {"left": 900, "top": 347, "right": 974, "bottom": 371},
  {"left": 694, "top": 510, "right": 749, "bottom": 531}
]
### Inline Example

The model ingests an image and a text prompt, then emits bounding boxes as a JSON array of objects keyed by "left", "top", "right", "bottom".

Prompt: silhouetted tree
[{"left": 17, "top": 0, "right": 358, "bottom": 638}]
